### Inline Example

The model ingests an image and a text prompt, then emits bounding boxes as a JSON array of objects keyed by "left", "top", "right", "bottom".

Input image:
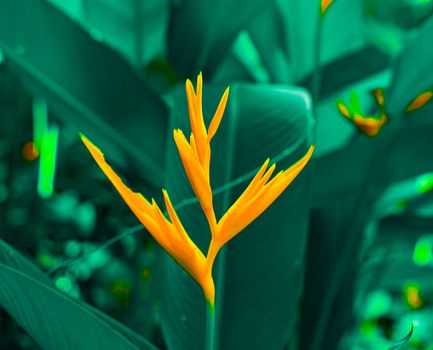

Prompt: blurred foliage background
[{"left": 1, "top": 0, "right": 433, "bottom": 349}]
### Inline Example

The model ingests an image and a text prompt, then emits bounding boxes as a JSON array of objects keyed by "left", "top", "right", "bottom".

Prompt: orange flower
[
  {"left": 352, "top": 113, "right": 388, "bottom": 137},
  {"left": 81, "top": 74, "right": 313, "bottom": 306},
  {"left": 204, "top": 147, "right": 314, "bottom": 273},
  {"left": 406, "top": 90, "right": 433, "bottom": 113},
  {"left": 80, "top": 135, "right": 213, "bottom": 301},
  {"left": 321, "top": 0, "right": 335, "bottom": 15},
  {"left": 174, "top": 73, "right": 229, "bottom": 233},
  {"left": 336, "top": 98, "right": 387, "bottom": 137}
]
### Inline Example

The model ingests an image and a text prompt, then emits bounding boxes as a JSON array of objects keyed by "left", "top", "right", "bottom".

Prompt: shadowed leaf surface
[
  {"left": 47, "top": 0, "right": 169, "bottom": 68},
  {"left": 168, "top": 0, "right": 270, "bottom": 78}
]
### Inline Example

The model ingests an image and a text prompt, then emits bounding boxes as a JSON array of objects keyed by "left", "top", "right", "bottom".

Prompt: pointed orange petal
[
  {"left": 372, "top": 88, "right": 385, "bottom": 106},
  {"left": 162, "top": 189, "right": 192, "bottom": 245},
  {"left": 173, "top": 129, "right": 213, "bottom": 214},
  {"left": 196, "top": 72, "right": 203, "bottom": 123},
  {"left": 80, "top": 135, "right": 153, "bottom": 213},
  {"left": 81, "top": 135, "right": 209, "bottom": 298},
  {"left": 406, "top": 90, "right": 433, "bottom": 113},
  {"left": 321, "top": 0, "right": 334, "bottom": 15},
  {"left": 80, "top": 135, "right": 175, "bottom": 247},
  {"left": 186, "top": 79, "right": 199, "bottom": 135},
  {"left": 189, "top": 74, "right": 208, "bottom": 165},
  {"left": 353, "top": 114, "right": 387, "bottom": 136},
  {"left": 337, "top": 100, "right": 351, "bottom": 118},
  {"left": 208, "top": 87, "right": 230, "bottom": 141},
  {"left": 255, "top": 163, "right": 276, "bottom": 191},
  {"left": 217, "top": 146, "right": 314, "bottom": 244},
  {"left": 218, "top": 158, "right": 270, "bottom": 227}
]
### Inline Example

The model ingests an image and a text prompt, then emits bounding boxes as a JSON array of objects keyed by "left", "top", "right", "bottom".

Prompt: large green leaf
[
  {"left": 0, "top": 240, "right": 158, "bottom": 350},
  {"left": 160, "top": 83, "right": 313, "bottom": 349},
  {"left": 0, "top": 0, "right": 168, "bottom": 187},
  {"left": 167, "top": 0, "right": 270, "bottom": 78},
  {"left": 47, "top": 0, "right": 169, "bottom": 68}
]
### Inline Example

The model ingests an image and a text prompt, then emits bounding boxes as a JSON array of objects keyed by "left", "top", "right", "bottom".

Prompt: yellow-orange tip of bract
[
  {"left": 406, "top": 90, "right": 433, "bottom": 113},
  {"left": 321, "top": 0, "right": 334, "bottom": 15}
]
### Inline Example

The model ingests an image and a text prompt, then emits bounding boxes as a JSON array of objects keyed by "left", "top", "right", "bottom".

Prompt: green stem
[{"left": 205, "top": 301, "right": 216, "bottom": 350}]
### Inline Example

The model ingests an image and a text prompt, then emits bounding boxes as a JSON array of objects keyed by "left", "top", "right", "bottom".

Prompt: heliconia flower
[
  {"left": 174, "top": 73, "right": 229, "bottom": 233},
  {"left": 352, "top": 113, "right": 388, "bottom": 137},
  {"left": 173, "top": 75, "right": 313, "bottom": 303},
  {"left": 216, "top": 147, "right": 314, "bottom": 247},
  {"left": 406, "top": 89, "right": 433, "bottom": 113},
  {"left": 80, "top": 73, "right": 314, "bottom": 307},
  {"left": 336, "top": 98, "right": 388, "bottom": 137},
  {"left": 80, "top": 135, "right": 214, "bottom": 302},
  {"left": 321, "top": 0, "right": 335, "bottom": 15}
]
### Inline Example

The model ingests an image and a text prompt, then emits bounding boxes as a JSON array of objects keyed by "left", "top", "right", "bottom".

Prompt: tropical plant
[{"left": 0, "top": 0, "right": 432, "bottom": 349}]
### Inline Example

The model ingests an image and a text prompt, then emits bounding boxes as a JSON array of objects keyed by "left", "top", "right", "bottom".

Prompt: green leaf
[
  {"left": 168, "top": 0, "right": 270, "bottom": 78},
  {"left": 237, "top": 3, "right": 291, "bottom": 84},
  {"left": 0, "top": 0, "right": 168, "bottom": 187},
  {"left": 388, "top": 324, "right": 413, "bottom": 350},
  {"left": 0, "top": 240, "right": 158, "bottom": 350},
  {"left": 47, "top": 0, "right": 169, "bottom": 68},
  {"left": 160, "top": 83, "right": 313, "bottom": 349}
]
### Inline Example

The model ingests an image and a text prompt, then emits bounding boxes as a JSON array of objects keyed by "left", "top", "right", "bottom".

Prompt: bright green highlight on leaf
[
  {"left": 55, "top": 276, "right": 72, "bottom": 293},
  {"left": 363, "top": 290, "right": 392, "bottom": 319},
  {"left": 233, "top": 31, "right": 270, "bottom": 83},
  {"left": 32, "top": 98, "right": 48, "bottom": 152},
  {"left": 410, "top": 0, "right": 432, "bottom": 5},
  {"left": 37, "top": 126, "right": 59, "bottom": 199},
  {"left": 417, "top": 174, "right": 433, "bottom": 193},
  {"left": 37, "top": 253, "right": 58, "bottom": 268},
  {"left": 413, "top": 236, "right": 433, "bottom": 266}
]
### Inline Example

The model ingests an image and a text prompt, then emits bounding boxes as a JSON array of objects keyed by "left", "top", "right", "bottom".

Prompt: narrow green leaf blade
[{"left": 388, "top": 324, "right": 414, "bottom": 350}]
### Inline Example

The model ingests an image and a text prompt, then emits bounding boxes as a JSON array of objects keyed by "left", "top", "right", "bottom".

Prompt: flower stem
[{"left": 205, "top": 301, "right": 216, "bottom": 350}]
